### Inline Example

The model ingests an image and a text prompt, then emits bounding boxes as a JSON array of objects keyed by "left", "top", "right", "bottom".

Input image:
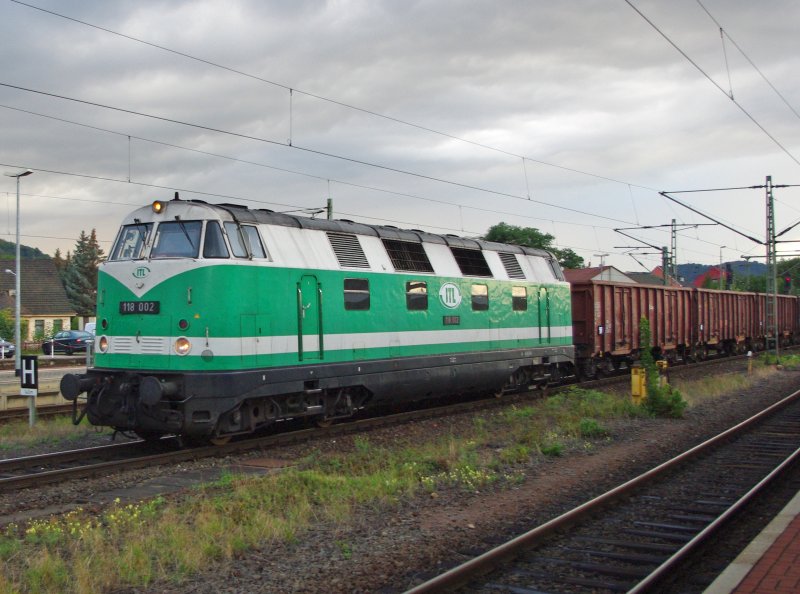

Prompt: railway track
[
  {"left": 0, "top": 397, "right": 72, "bottom": 423},
  {"left": 0, "top": 385, "right": 556, "bottom": 495},
  {"left": 0, "top": 354, "right": 760, "bottom": 498},
  {"left": 404, "top": 388, "right": 800, "bottom": 593}
]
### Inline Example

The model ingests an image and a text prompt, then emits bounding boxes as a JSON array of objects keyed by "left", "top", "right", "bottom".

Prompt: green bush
[{"left": 639, "top": 318, "right": 687, "bottom": 419}]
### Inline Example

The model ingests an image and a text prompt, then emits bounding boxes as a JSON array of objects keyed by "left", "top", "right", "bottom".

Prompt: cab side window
[
  {"left": 224, "top": 222, "right": 248, "bottom": 258},
  {"left": 203, "top": 221, "right": 229, "bottom": 258},
  {"left": 242, "top": 225, "right": 268, "bottom": 259}
]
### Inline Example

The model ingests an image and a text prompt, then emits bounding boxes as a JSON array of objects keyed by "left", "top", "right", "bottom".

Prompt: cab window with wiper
[
  {"left": 109, "top": 223, "right": 153, "bottom": 261},
  {"left": 224, "top": 221, "right": 249, "bottom": 258},
  {"left": 150, "top": 221, "right": 202, "bottom": 258}
]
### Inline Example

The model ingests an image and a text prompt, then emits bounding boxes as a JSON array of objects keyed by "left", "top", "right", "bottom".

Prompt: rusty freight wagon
[
  {"left": 754, "top": 293, "right": 799, "bottom": 348},
  {"left": 569, "top": 280, "right": 693, "bottom": 377},
  {"left": 692, "top": 289, "right": 759, "bottom": 357}
]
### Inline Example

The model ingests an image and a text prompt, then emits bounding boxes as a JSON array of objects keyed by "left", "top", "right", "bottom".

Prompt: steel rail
[
  {"left": 0, "top": 354, "right": 766, "bottom": 496},
  {"left": 403, "top": 387, "right": 800, "bottom": 593},
  {"left": 0, "top": 440, "right": 143, "bottom": 474},
  {"left": 0, "top": 388, "right": 558, "bottom": 493},
  {"left": 629, "top": 443, "right": 800, "bottom": 593}
]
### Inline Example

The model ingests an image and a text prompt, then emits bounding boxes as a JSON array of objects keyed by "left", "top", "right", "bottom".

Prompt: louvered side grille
[
  {"left": 327, "top": 232, "right": 370, "bottom": 268},
  {"left": 499, "top": 252, "right": 526, "bottom": 279}
]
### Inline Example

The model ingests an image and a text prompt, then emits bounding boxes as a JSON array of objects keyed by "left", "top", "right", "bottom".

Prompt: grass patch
[
  {"left": 760, "top": 352, "right": 800, "bottom": 369},
  {"left": 0, "top": 415, "right": 112, "bottom": 452}
]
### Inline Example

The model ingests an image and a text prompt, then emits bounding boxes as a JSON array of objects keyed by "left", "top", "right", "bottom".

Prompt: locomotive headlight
[
  {"left": 98, "top": 336, "right": 108, "bottom": 353},
  {"left": 152, "top": 200, "right": 166, "bottom": 214},
  {"left": 174, "top": 337, "right": 191, "bottom": 356}
]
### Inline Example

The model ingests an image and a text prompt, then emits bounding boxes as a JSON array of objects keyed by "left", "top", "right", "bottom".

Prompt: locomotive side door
[
  {"left": 297, "top": 275, "right": 323, "bottom": 360},
  {"left": 538, "top": 287, "right": 551, "bottom": 343}
]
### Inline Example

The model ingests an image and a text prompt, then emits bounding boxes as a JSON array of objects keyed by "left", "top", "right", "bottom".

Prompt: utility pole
[
  {"left": 326, "top": 198, "right": 333, "bottom": 220},
  {"left": 670, "top": 218, "right": 677, "bottom": 281},
  {"left": 661, "top": 247, "right": 670, "bottom": 285},
  {"left": 594, "top": 253, "right": 609, "bottom": 280},
  {"left": 766, "top": 175, "right": 778, "bottom": 358}
]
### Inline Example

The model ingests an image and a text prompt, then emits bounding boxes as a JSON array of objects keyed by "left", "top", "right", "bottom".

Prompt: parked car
[
  {"left": 0, "top": 338, "right": 15, "bottom": 358},
  {"left": 42, "top": 330, "right": 94, "bottom": 355}
]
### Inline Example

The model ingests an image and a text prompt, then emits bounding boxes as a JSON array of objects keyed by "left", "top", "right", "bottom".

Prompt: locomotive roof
[{"left": 154, "top": 198, "right": 556, "bottom": 260}]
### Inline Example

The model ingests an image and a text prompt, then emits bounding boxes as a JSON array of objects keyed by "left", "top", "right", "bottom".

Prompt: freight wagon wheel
[
  {"left": 209, "top": 435, "right": 232, "bottom": 446},
  {"left": 316, "top": 418, "right": 334, "bottom": 428}
]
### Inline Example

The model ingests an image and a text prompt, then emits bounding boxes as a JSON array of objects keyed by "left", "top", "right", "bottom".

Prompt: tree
[
  {"left": 483, "top": 222, "right": 584, "bottom": 269},
  {"left": 53, "top": 248, "right": 67, "bottom": 281},
  {"left": 63, "top": 229, "right": 105, "bottom": 316}
]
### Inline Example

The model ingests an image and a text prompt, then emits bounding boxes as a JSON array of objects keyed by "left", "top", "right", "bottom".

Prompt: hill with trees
[{"left": 0, "top": 238, "right": 49, "bottom": 260}]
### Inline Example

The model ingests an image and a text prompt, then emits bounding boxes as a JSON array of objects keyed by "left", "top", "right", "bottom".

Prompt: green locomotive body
[{"left": 62, "top": 197, "right": 574, "bottom": 440}]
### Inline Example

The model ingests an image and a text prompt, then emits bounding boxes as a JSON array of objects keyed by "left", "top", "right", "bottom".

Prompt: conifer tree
[
  {"left": 63, "top": 229, "right": 105, "bottom": 316},
  {"left": 53, "top": 248, "right": 67, "bottom": 281}
]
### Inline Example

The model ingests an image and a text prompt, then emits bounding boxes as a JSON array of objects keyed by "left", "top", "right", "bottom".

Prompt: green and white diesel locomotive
[{"left": 61, "top": 196, "right": 574, "bottom": 441}]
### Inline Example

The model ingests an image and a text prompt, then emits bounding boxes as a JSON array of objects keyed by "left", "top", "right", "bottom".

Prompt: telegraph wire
[
  {"left": 0, "top": 102, "right": 629, "bottom": 232},
  {"left": 4, "top": 2, "right": 759, "bottom": 262},
  {"left": 0, "top": 161, "right": 666, "bottom": 262},
  {"left": 0, "top": 82, "right": 637, "bottom": 226},
  {"left": 624, "top": 0, "right": 800, "bottom": 168},
  {"left": 1, "top": 160, "right": 723, "bottom": 262},
  {"left": 695, "top": 0, "right": 800, "bottom": 121},
  {"left": 10, "top": 0, "right": 657, "bottom": 192}
]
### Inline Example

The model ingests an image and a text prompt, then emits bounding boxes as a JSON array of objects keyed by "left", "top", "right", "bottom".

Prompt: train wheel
[
  {"left": 316, "top": 418, "right": 334, "bottom": 428},
  {"left": 209, "top": 435, "right": 231, "bottom": 446},
  {"left": 134, "top": 431, "right": 163, "bottom": 443}
]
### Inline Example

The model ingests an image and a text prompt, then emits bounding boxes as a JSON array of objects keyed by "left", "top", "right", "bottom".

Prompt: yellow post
[
  {"left": 656, "top": 360, "right": 669, "bottom": 388},
  {"left": 631, "top": 365, "right": 647, "bottom": 404}
]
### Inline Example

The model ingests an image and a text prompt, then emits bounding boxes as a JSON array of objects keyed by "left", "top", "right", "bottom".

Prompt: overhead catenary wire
[
  {"left": 4, "top": 1, "right": 780, "bottom": 265},
  {"left": 0, "top": 160, "right": 723, "bottom": 263},
  {"left": 3, "top": 164, "right": 641, "bottom": 260},
  {"left": 624, "top": 0, "right": 800, "bottom": 168},
  {"left": 695, "top": 0, "right": 800, "bottom": 121},
  {"left": 0, "top": 102, "right": 630, "bottom": 232},
  {"left": 0, "top": 82, "right": 638, "bottom": 227},
  {"left": 9, "top": 0, "right": 657, "bottom": 192}
]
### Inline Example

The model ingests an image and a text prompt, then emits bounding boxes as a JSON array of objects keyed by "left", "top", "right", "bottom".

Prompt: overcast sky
[{"left": 2, "top": 0, "right": 799, "bottom": 272}]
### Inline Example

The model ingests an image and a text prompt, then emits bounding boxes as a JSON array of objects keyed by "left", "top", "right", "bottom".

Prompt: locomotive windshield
[
  {"left": 150, "top": 220, "right": 202, "bottom": 259},
  {"left": 109, "top": 223, "right": 153, "bottom": 261}
]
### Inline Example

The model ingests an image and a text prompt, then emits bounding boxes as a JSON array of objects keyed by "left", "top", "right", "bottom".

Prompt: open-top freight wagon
[{"left": 570, "top": 279, "right": 799, "bottom": 378}]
